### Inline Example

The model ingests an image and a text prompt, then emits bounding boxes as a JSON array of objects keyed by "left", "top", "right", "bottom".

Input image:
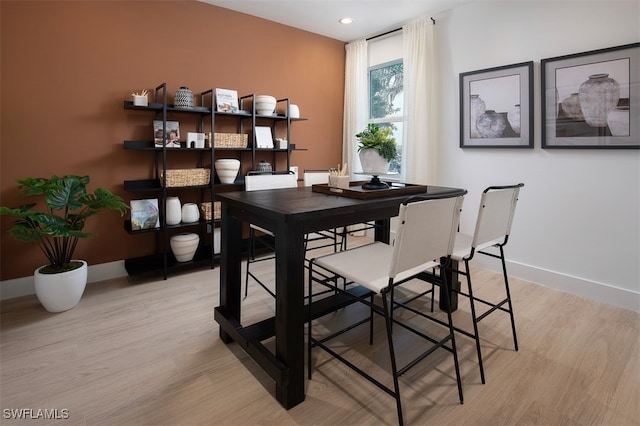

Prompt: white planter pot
[
  {"left": 166, "top": 196, "right": 181, "bottom": 225},
  {"left": 34, "top": 260, "right": 87, "bottom": 313},
  {"left": 215, "top": 159, "right": 240, "bottom": 184},
  {"left": 359, "top": 149, "right": 390, "bottom": 175},
  {"left": 170, "top": 233, "right": 200, "bottom": 262},
  {"left": 181, "top": 203, "right": 200, "bottom": 223}
]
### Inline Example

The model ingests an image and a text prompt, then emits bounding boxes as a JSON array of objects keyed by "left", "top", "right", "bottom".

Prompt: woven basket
[
  {"left": 213, "top": 133, "right": 248, "bottom": 148},
  {"left": 200, "top": 201, "right": 221, "bottom": 221},
  {"left": 160, "top": 168, "right": 211, "bottom": 187}
]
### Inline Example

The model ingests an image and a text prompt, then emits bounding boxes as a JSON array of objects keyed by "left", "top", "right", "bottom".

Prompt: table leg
[
  {"left": 439, "top": 258, "right": 460, "bottom": 312},
  {"left": 219, "top": 204, "right": 243, "bottom": 343},
  {"left": 274, "top": 221, "right": 305, "bottom": 408}
]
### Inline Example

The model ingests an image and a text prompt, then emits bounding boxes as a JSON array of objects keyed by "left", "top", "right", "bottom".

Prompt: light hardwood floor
[{"left": 1, "top": 238, "right": 638, "bottom": 425}]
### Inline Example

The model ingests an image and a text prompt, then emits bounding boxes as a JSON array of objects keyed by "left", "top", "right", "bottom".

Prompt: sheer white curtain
[
  {"left": 342, "top": 39, "right": 368, "bottom": 176},
  {"left": 402, "top": 18, "right": 438, "bottom": 184}
]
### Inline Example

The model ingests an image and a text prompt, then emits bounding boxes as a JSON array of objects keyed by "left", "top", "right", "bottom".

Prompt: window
[{"left": 368, "top": 60, "right": 403, "bottom": 176}]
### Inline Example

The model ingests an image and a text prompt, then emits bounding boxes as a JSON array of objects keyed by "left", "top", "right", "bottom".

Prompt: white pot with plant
[
  {"left": 356, "top": 123, "right": 397, "bottom": 189},
  {"left": 0, "top": 175, "right": 129, "bottom": 312}
]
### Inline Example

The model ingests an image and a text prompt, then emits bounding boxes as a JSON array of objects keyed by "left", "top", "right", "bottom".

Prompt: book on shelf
[
  {"left": 255, "top": 126, "right": 274, "bottom": 148},
  {"left": 215, "top": 88, "right": 239, "bottom": 113},
  {"left": 130, "top": 199, "right": 160, "bottom": 231},
  {"left": 153, "top": 120, "right": 180, "bottom": 148}
]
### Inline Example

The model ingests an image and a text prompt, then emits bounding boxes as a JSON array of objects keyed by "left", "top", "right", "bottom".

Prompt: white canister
[
  {"left": 288, "top": 104, "right": 300, "bottom": 118},
  {"left": 165, "top": 196, "right": 181, "bottom": 225},
  {"left": 181, "top": 203, "right": 200, "bottom": 223}
]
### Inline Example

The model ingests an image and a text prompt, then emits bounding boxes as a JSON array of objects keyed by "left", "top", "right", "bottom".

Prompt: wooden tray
[{"left": 311, "top": 180, "right": 430, "bottom": 199}]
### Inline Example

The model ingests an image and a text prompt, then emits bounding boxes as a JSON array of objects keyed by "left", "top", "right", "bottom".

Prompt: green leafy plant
[
  {"left": 0, "top": 175, "right": 129, "bottom": 274},
  {"left": 355, "top": 123, "right": 397, "bottom": 162}
]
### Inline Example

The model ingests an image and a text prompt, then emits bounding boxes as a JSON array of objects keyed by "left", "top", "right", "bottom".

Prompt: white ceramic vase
[
  {"left": 255, "top": 95, "right": 276, "bottom": 115},
  {"left": 34, "top": 260, "right": 87, "bottom": 313},
  {"left": 288, "top": 104, "right": 300, "bottom": 118},
  {"left": 359, "top": 149, "right": 390, "bottom": 175},
  {"left": 215, "top": 159, "right": 240, "bottom": 184},
  {"left": 181, "top": 203, "right": 200, "bottom": 223},
  {"left": 470, "top": 94, "right": 486, "bottom": 139},
  {"left": 607, "top": 106, "right": 630, "bottom": 136},
  {"left": 170, "top": 233, "right": 200, "bottom": 262},
  {"left": 507, "top": 104, "right": 521, "bottom": 135},
  {"left": 166, "top": 196, "right": 181, "bottom": 225},
  {"left": 579, "top": 73, "right": 620, "bottom": 127}
]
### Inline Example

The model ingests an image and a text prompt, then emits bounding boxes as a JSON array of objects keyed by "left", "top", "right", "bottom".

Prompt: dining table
[{"left": 214, "top": 183, "right": 467, "bottom": 409}]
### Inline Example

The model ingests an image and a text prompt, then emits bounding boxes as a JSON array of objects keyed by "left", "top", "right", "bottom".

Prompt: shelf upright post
[
  {"left": 202, "top": 88, "right": 216, "bottom": 269},
  {"left": 154, "top": 82, "right": 169, "bottom": 280}
]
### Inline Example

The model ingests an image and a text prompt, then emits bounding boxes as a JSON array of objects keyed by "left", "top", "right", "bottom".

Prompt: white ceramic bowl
[{"left": 255, "top": 95, "right": 276, "bottom": 115}]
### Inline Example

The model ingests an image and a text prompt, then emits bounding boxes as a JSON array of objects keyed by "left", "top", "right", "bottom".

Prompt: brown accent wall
[{"left": 0, "top": 0, "right": 346, "bottom": 280}]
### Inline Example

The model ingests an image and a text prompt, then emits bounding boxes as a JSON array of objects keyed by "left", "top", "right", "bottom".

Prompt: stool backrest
[{"left": 472, "top": 184, "right": 523, "bottom": 248}]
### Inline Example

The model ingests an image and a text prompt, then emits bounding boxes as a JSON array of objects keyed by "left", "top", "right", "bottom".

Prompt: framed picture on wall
[
  {"left": 541, "top": 42, "right": 640, "bottom": 148},
  {"left": 460, "top": 61, "right": 533, "bottom": 148}
]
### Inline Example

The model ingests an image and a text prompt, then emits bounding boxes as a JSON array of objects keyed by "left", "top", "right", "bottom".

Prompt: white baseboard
[
  {"left": 0, "top": 261, "right": 128, "bottom": 300},
  {"left": 473, "top": 257, "right": 640, "bottom": 313},
  {"left": 3, "top": 258, "right": 638, "bottom": 312}
]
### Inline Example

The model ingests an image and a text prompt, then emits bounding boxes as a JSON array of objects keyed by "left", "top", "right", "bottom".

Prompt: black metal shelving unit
[{"left": 122, "top": 83, "right": 306, "bottom": 279}]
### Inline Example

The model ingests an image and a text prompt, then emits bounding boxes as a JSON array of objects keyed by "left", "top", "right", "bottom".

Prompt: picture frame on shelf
[
  {"left": 255, "top": 126, "right": 274, "bottom": 148},
  {"left": 215, "top": 88, "right": 239, "bottom": 113},
  {"left": 460, "top": 61, "right": 534, "bottom": 148},
  {"left": 541, "top": 42, "right": 639, "bottom": 149},
  {"left": 153, "top": 120, "right": 180, "bottom": 148},
  {"left": 130, "top": 199, "right": 160, "bottom": 231}
]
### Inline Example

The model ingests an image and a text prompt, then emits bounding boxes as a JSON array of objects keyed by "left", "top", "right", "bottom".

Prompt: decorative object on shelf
[
  {"left": 0, "top": 175, "right": 128, "bottom": 312},
  {"left": 607, "top": 105, "right": 630, "bottom": 136},
  {"left": 170, "top": 233, "right": 200, "bottom": 262},
  {"left": 153, "top": 120, "right": 180, "bottom": 148},
  {"left": 507, "top": 104, "right": 521, "bottom": 135},
  {"left": 187, "top": 132, "right": 206, "bottom": 148},
  {"left": 216, "top": 88, "right": 239, "bottom": 112},
  {"left": 476, "top": 110, "right": 508, "bottom": 138},
  {"left": 200, "top": 201, "right": 221, "bottom": 221},
  {"left": 275, "top": 138, "right": 288, "bottom": 149},
  {"left": 213, "top": 133, "right": 248, "bottom": 148},
  {"left": 181, "top": 203, "right": 200, "bottom": 223},
  {"left": 255, "top": 126, "right": 274, "bottom": 148},
  {"left": 166, "top": 196, "right": 182, "bottom": 225},
  {"left": 541, "top": 42, "right": 639, "bottom": 148},
  {"left": 132, "top": 89, "right": 148, "bottom": 106},
  {"left": 560, "top": 93, "right": 584, "bottom": 120},
  {"left": 215, "top": 159, "right": 241, "bottom": 184},
  {"left": 356, "top": 123, "right": 397, "bottom": 189},
  {"left": 159, "top": 168, "right": 211, "bottom": 187},
  {"left": 174, "top": 86, "right": 194, "bottom": 109},
  {"left": 579, "top": 73, "right": 620, "bottom": 127},
  {"left": 256, "top": 160, "right": 272, "bottom": 172},
  {"left": 255, "top": 95, "right": 277, "bottom": 115},
  {"left": 288, "top": 104, "right": 300, "bottom": 118},
  {"left": 130, "top": 199, "right": 160, "bottom": 230},
  {"left": 469, "top": 94, "right": 486, "bottom": 138},
  {"left": 460, "top": 61, "right": 534, "bottom": 148}
]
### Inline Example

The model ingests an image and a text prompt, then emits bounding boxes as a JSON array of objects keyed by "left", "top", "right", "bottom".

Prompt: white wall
[{"left": 437, "top": 1, "right": 640, "bottom": 310}]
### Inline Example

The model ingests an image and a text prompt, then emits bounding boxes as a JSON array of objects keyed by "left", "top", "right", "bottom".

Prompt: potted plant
[
  {"left": 356, "top": 123, "right": 397, "bottom": 175},
  {"left": 0, "top": 175, "right": 129, "bottom": 312}
]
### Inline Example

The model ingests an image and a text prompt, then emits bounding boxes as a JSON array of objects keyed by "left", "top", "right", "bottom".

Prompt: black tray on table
[{"left": 311, "top": 181, "right": 429, "bottom": 199}]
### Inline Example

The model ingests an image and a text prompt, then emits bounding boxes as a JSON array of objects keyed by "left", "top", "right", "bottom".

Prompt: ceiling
[{"left": 199, "top": 0, "right": 471, "bottom": 42}]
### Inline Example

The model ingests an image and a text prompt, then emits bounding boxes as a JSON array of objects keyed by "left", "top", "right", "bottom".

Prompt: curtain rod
[{"left": 365, "top": 17, "right": 435, "bottom": 41}]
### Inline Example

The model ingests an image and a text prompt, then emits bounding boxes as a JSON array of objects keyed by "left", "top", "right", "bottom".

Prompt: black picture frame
[
  {"left": 541, "top": 42, "right": 639, "bottom": 149},
  {"left": 460, "top": 61, "right": 533, "bottom": 148}
]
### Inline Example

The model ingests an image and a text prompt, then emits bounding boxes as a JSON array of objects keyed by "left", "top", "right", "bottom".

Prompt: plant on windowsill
[
  {"left": 0, "top": 175, "right": 129, "bottom": 312},
  {"left": 356, "top": 123, "right": 397, "bottom": 188}
]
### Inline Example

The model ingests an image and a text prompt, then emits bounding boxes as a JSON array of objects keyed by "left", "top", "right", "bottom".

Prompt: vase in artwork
[
  {"left": 170, "top": 233, "right": 200, "bottom": 262},
  {"left": 561, "top": 93, "right": 584, "bottom": 121},
  {"left": 181, "top": 203, "right": 200, "bottom": 223},
  {"left": 165, "top": 196, "right": 181, "bottom": 225},
  {"left": 476, "top": 110, "right": 507, "bottom": 138},
  {"left": 215, "top": 159, "right": 241, "bottom": 184},
  {"left": 470, "top": 94, "right": 486, "bottom": 138},
  {"left": 578, "top": 74, "right": 620, "bottom": 127},
  {"left": 607, "top": 106, "right": 630, "bottom": 136},
  {"left": 507, "top": 104, "right": 521, "bottom": 135}
]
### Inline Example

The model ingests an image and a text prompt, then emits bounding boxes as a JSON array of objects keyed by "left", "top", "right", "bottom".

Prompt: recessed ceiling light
[{"left": 339, "top": 17, "right": 353, "bottom": 24}]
